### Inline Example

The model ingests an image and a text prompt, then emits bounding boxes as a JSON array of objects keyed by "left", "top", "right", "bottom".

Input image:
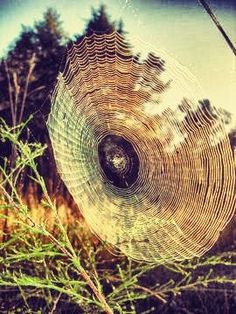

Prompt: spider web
[{"left": 48, "top": 31, "right": 235, "bottom": 263}]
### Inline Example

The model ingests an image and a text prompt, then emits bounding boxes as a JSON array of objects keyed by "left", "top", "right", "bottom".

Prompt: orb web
[{"left": 48, "top": 32, "right": 235, "bottom": 263}]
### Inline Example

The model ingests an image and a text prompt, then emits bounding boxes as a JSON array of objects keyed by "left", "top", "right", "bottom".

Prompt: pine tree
[
  {"left": 73, "top": 4, "right": 125, "bottom": 45},
  {"left": 85, "top": 4, "right": 115, "bottom": 36}
]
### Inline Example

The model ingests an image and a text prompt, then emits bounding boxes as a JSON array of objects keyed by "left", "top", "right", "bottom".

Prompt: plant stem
[
  {"left": 18, "top": 53, "right": 36, "bottom": 124},
  {"left": 4, "top": 61, "right": 16, "bottom": 127},
  {"left": 49, "top": 291, "right": 62, "bottom": 314},
  {"left": 79, "top": 267, "right": 113, "bottom": 314},
  {"left": 198, "top": 0, "right": 236, "bottom": 56}
]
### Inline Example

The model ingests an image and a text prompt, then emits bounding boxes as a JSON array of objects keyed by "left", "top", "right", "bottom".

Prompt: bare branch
[{"left": 198, "top": 0, "right": 236, "bottom": 56}]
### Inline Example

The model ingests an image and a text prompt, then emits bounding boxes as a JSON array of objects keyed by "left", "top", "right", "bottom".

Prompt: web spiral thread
[{"left": 48, "top": 32, "right": 235, "bottom": 263}]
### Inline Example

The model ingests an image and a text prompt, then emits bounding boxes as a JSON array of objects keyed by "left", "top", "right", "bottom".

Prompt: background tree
[
  {"left": 0, "top": 9, "right": 66, "bottom": 127},
  {"left": 0, "top": 8, "right": 66, "bottom": 199},
  {"left": 73, "top": 4, "right": 125, "bottom": 46},
  {"left": 85, "top": 4, "right": 124, "bottom": 36}
]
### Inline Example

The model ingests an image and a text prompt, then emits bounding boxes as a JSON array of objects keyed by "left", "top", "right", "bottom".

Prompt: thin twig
[
  {"left": 4, "top": 61, "right": 16, "bottom": 127},
  {"left": 13, "top": 72, "right": 20, "bottom": 124},
  {"left": 107, "top": 275, "right": 167, "bottom": 304},
  {"left": 18, "top": 53, "right": 36, "bottom": 124},
  {"left": 79, "top": 268, "right": 113, "bottom": 314},
  {"left": 134, "top": 283, "right": 167, "bottom": 304},
  {"left": 198, "top": 0, "right": 236, "bottom": 56},
  {"left": 49, "top": 291, "right": 63, "bottom": 314}
]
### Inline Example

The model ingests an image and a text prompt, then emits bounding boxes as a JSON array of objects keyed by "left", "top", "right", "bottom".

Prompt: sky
[{"left": 0, "top": 0, "right": 235, "bottom": 124}]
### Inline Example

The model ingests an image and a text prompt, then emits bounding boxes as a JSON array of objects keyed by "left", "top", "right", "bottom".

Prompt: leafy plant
[{"left": 0, "top": 119, "right": 235, "bottom": 314}]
